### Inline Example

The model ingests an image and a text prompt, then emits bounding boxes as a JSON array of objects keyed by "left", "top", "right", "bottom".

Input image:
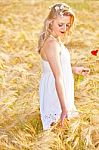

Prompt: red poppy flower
[{"left": 91, "top": 50, "right": 98, "bottom": 56}]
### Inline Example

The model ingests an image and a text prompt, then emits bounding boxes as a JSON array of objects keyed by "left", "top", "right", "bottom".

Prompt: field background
[{"left": 0, "top": 0, "right": 99, "bottom": 149}]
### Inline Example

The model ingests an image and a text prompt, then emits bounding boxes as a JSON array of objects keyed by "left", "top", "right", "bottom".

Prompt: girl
[{"left": 38, "top": 3, "right": 90, "bottom": 130}]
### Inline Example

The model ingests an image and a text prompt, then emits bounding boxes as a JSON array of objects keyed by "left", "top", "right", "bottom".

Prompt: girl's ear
[
  {"left": 45, "top": 19, "right": 53, "bottom": 31},
  {"left": 46, "top": 19, "right": 53, "bottom": 26}
]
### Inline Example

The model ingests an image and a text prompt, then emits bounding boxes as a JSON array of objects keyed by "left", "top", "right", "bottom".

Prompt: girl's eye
[
  {"left": 58, "top": 24, "right": 71, "bottom": 28},
  {"left": 66, "top": 24, "right": 71, "bottom": 28},
  {"left": 58, "top": 24, "right": 63, "bottom": 27}
]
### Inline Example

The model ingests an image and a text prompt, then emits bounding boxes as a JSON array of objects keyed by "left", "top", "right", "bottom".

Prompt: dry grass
[{"left": 0, "top": 0, "right": 99, "bottom": 149}]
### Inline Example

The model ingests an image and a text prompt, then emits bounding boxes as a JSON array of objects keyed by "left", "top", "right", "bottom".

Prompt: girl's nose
[{"left": 62, "top": 24, "right": 67, "bottom": 31}]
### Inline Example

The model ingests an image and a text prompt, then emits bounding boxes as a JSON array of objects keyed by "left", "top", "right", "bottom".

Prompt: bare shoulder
[
  {"left": 42, "top": 37, "right": 63, "bottom": 78},
  {"left": 43, "top": 37, "right": 61, "bottom": 56}
]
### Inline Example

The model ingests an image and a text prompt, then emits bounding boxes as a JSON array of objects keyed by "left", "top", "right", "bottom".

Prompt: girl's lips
[{"left": 60, "top": 31, "right": 65, "bottom": 34}]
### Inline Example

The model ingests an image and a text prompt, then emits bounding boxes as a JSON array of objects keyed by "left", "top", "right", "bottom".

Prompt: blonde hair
[{"left": 38, "top": 3, "right": 75, "bottom": 53}]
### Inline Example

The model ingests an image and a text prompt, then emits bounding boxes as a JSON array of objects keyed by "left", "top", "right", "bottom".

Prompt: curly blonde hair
[{"left": 38, "top": 3, "right": 75, "bottom": 53}]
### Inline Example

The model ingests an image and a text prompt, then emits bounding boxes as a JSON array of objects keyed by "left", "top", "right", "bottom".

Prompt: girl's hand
[
  {"left": 75, "top": 67, "right": 90, "bottom": 76},
  {"left": 60, "top": 110, "right": 68, "bottom": 127},
  {"left": 81, "top": 68, "right": 90, "bottom": 76}
]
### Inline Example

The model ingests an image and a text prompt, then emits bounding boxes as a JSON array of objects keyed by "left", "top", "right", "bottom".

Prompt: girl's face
[{"left": 51, "top": 15, "right": 71, "bottom": 37}]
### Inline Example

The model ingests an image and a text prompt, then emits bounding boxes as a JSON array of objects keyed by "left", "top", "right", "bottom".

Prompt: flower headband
[{"left": 49, "top": 3, "right": 71, "bottom": 17}]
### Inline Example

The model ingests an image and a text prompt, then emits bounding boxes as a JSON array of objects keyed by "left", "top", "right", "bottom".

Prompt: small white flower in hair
[
  {"left": 60, "top": 12, "right": 63, "bottom": 17},
  {"left": 60, "top": 5, "right": 64, "bottom": 10},
  {"left": 55, "top": 6, "right": 59, "bottom": 11}
]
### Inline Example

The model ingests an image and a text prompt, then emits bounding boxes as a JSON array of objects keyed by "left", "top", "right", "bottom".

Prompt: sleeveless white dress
[{"left": 39, "top": 43, "right": 79, "bottom": 130}]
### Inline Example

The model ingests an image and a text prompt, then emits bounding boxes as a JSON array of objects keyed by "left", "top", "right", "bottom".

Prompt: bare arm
[{"left": 44, "top": 39, "right": 67, "bottom": 113}]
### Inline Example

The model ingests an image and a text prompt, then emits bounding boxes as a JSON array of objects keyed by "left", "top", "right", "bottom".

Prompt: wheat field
[{"left": 0, "top": 0, "right": 99, "bottom": 149}]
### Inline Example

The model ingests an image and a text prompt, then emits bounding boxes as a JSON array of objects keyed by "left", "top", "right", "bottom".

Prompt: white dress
[{"left": 39, "top": 43, "right": 79, "bottom": 130}]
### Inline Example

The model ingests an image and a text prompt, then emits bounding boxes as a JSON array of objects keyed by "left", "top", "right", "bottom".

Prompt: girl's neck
[{"left": 49, "top": 34, "right": 61, "bottom": 44}]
